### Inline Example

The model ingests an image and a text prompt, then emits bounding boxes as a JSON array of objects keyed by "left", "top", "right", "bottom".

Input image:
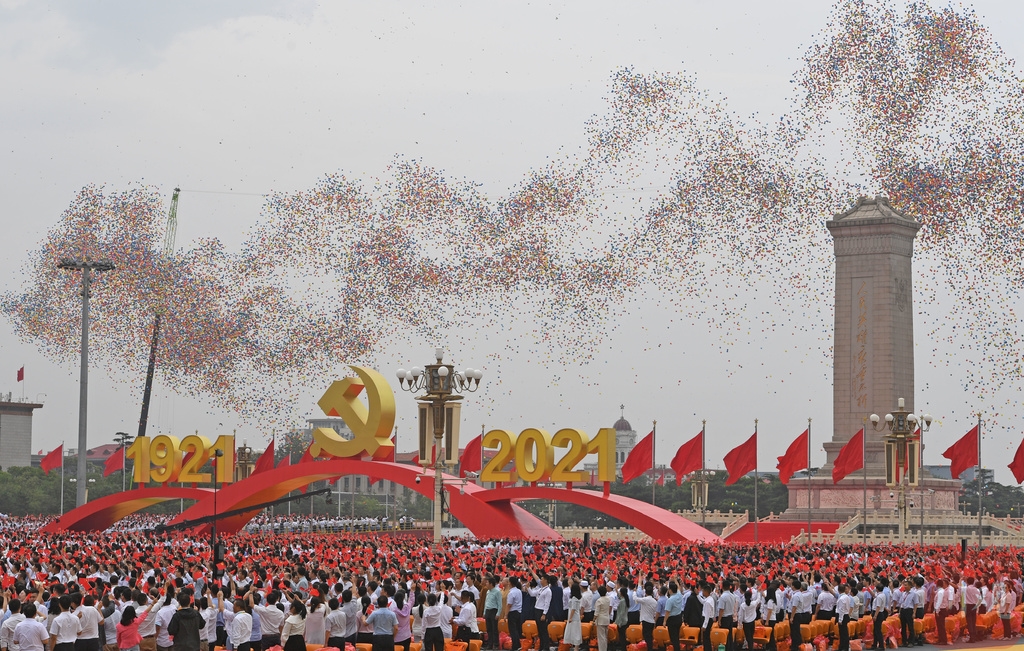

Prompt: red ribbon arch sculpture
[
  {"left": 169, "top": 459, "right": 558, "bottom": 539},
  {"left": 41, "top": 486, "right": 212, "bottom": 533},
  {"left": 474, "top": 485, "right": 721, "bottom": 542},
  {"left": 44, "top": 461, "right": 719, "bottom": 542}
]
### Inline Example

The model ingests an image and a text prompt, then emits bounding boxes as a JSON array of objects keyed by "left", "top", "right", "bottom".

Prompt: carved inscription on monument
[
  {"left": 895, "top": 276, "right": 909, "bottom": 313},
  {"left": 851, "top": 278, "right": 871, "bottom": 411}
]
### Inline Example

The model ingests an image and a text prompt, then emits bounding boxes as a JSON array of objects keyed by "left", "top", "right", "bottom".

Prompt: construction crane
[{"left": 137, "top": 187, "right": 179, "bottom": 440}]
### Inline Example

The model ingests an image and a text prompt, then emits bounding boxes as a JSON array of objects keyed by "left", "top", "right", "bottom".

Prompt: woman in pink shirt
[{"left": 117, "top": 607, "right": 143, "bottom": 651}]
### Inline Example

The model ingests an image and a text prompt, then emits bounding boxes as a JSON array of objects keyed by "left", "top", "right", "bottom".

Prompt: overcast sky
[{"left": 2, "top": 0, "right": 1023, "bottom": 486}]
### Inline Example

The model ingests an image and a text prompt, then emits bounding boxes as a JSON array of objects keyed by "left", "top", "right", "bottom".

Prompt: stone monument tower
[{"left": 784, "top": 196, "right": 958, "bottom": 520}]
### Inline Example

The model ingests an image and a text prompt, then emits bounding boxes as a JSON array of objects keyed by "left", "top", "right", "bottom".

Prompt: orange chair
[
  {"left": 753, "top": 625, "right": 773, "bottom": 649},
  {"left": 581, "top": 623, "right": 595, "bottom": 642},
  {"left": 307, "top": 645, "right": 324, "bottom": 651},
  {"left": 411, "top": 644, "right": 423, "bottom": 651},
  {"left": 709, "top": 629, "right": 731, "bottom": 649},
  {"left": 608, "top": 624, "right": 619, "bottom": 643},
  {"left": 626, "top": 625, "right": 644, "bottom": 646},
  {"left": 522, "top": 621, "right": 540, "bottom": 651},
  {"left": 732, "top": 627, "right": 744, "bottom": 648},
  {"left": 653, "top": 626, "right": 671, "bottom": 649},
  {"left": 548, "top": 622, "right": 566, "bottom": 647},
  {"left": 469, "top": 641, "right": 483, "bottom": 651},
  {"left": 500, "top": 620, "right": 510, "bottom": 635},
  {"left": 356, "top": 644, "right": 373, "bottom": 651},
  {"left": 681, "top": 626, "right": 701, "bottom": 649},
  {"left": 800, "top": 624, "right": 814, "bottom": 642}
]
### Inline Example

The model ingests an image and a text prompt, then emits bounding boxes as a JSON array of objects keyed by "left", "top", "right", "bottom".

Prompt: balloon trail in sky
[{"left": 4, "top": 0, "right": 1023, "bottom": 437}]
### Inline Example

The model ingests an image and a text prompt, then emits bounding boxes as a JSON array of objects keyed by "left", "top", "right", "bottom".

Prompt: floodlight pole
[{"left": 58, "top": 258, "right": 115, "bottom": 507}]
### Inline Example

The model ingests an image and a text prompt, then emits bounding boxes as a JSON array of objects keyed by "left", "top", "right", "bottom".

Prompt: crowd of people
[
  {"left": 0, "top": 517, "right": 1017, "bottom": 651},
  {"left": 241, "top": 515, "right": 417, "bottom": 535}
]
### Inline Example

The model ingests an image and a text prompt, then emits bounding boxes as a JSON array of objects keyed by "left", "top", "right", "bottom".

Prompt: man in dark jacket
[{"left": 167, "top": 593, "right": 204, "bottom": 651}]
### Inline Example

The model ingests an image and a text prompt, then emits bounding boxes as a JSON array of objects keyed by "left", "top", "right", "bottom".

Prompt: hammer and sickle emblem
[{"left": 310, "top": 365, "right": 396, "bottom": 459}]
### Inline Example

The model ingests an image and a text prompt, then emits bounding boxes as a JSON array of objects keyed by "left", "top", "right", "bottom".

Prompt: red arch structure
[
  {"left": 43, "top": 462, "right": 719, "bottom": 543},
  {"left": 474, "top": 486, "right": 721, "bottom": 542},
  {"left": 41, "top": 486, "right": 212, "bottom": 533},
  {"left": 169, "top": 460, "right": 559, "bottom": 539}
]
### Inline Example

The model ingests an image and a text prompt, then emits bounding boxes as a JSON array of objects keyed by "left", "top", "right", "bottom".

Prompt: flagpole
[
  {"left": 652, "top": 420, "right": 657, "bottom": 506},
  {"left": 862, "top": 419, "right": 867, "bottom": 545},
  {"left": 122, "top": 443, "right": 126, "bottom": 492},
  {"left": 807, "top": 418, "right": 812, "bottom": 544},
  {"left": 753, "top": 419, "right": 759, "bottom": 544},
  {"left": 701, "top": 419, "right": 707, "bottom": 529},
  {"left": 977, "top": 413, "right": 983, "bottom": 549},
  {"left": 60, "top": 444, "right": 65, "bottom": 515}
]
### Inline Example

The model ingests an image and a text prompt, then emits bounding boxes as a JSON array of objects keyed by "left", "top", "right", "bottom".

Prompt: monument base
[{"left": 781, "top": 475, "right": 961, "bottom": 523}]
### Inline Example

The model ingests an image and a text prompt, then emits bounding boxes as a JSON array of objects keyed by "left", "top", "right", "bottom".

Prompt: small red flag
[
  {"left": 656, "top": 469, "right": 665, "bottom": 486},
  {"left": 942, "top": 425, "right": 979, "bottom": 480},
  {"left": 16, "top": 367, "right": 24, "bottom": 382},
  {"left": 460, "top": 435, "right": 482, "bottom": 478},
  {"left": 277, "top": 454, "right": 291, "bottom": 468},
  {"left": 670, "top": 431, "right": 703, "bottom": 485},
  {"left": 103, "top": 447, "right": 124, "bottom": 477},
  {"left": 39, "top": 444, "right": 63, "bottom": 475},
  {"left": 724, "top": 432, "right": 757, "bottom": 486},
  {"left": 1008, "top": 437, "right": 1024, "bottom": 484},
  {"left": 776, "top": 429, "right": 809, "bottom": 485},
  {"left": 621, "top": 431, "right": 654, "bottom": 484},
  {"left": 253, "top": 440, "right": 275, "bottom": 475},
  {"left": 298, "top": 445, "right": 314, "bottom": 464},
  {"left": 832, "top": 429, "right": 864, "bottom": 484}
]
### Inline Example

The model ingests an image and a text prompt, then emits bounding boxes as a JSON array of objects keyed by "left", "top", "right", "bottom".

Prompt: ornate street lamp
[
  {"left": 870, "top": 398, "right": 932, "bottom": 541},
  {"left": 396, "top": 348, "right": 483, "bottom": 543}
]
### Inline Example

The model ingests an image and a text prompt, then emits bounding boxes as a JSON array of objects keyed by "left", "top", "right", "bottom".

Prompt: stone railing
[
  {"left": 555, "top": 526, "right": 648, "bottom": 541},
  {"left": 719, "top": 511, "right": 752, "bottom": 539}
]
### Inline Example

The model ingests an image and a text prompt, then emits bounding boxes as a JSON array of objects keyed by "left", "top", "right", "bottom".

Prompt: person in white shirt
[
  {"left": 12, "top": 606, "right": 47, "bottom": 651},
  {"left": 77, "top": 595, "right": 105, "bottom": 651},
  {"left": 529, "top": 574, "right": 553, "bottom": 651},
  {"left": 154, "top": 594, "right": 177, "bottom": 651},
  {"left": 325, "top": 598, "right": 347, "bottom": 649},
  {"left": 872, "top": 583, "right": 889, "bottom": 650},
  {"left": 933, "top": 579, "right": 949, "bottom": 646},
  {"left": 739, "top": 589, "right": 760, "bottom": 651},
  {"left": 248, "top": 592, "right": 284, "bottom": 649},
  {"left": 453, "top": 592, "right": 479, "bottom": 642},
  {"left": 49, "top": 596, "right": 81, "bottom": 651},
  {"left": 420, "top": 594, "right": 444, "bottom": 651},
  {"left": 1, "top": 598, "right": 27, "bottom": 651},
  {"left": 698, "top": 585, "right": 716, "bottom": 651},
  {"left": 221, "top": 599, "right": 253, "bottom": 651},
  {"left": 637, "top": 582, "right": 659, "bottom": 651},
  {"left": 717, "top": 580, "right": 737, "bottom": 651},
  {"left": 836, "top": 584, "right": 853, "bottom": 651}
]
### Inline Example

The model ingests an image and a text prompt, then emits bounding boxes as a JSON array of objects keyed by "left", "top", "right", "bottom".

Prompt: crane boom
[
  {"left": 162, "top": 187, "right": 180, "bottom": 259},
  {"left": 137, "top": 187, "right": 180, "bottom": 440}
]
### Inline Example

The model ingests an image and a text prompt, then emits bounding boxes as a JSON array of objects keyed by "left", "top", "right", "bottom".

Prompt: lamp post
[
  {"left": 211, "top": 448, "right": 224, "bottom": 581},
  {"left": 397, "top": 348, "right": 483, "bottom": 544},
  {"left": 58, "top": 258, "right": 115, "bottom": 507},
  {"left": 870, "top": 398, "right": 932, "bottom": 542}
]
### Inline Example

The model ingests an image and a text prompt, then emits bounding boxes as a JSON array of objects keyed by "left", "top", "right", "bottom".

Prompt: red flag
[
  {"left": 832, "top": 429, "right": 864, "bottom": 484},
  {"left": 656, "top": 469, "right": 665, "bottom": 486},
  {"left": 253, "top": 440, "right": 275, "bottom": 475},
  {"left": 621, "top": 431, "right": 654, "bottom": 484},
  {"left": 776, "top": 429, "right": 809, "bottom": 485},
  {"left": 411, "top": 453, "right": 419, "bottom": 465},
  {"left": 103, "top": 447, "right": 124, "bottom": 477},
  {"left": 942, "top": 425, "right": 979, "bottom": 480},
  {"left": 1008, "top": 437, "right": 1024, "bottom": 484},
  {"left": 724, "top": 433, "right": 757, "bottom": 486},
  {"left": 277, "top": 454, "right": 291, "bottom": 468},
  {"left": 460, "top": 435, "right": 482, "bottom": 478},
  {"left": 670, "top": 431, "right": 703, "bottom": 486},
  {"left": 16, "top": 367, "right": 24, "bottom": 382},
  {"left": 39, "top": 445, "right": 62, "bottom": 475}
]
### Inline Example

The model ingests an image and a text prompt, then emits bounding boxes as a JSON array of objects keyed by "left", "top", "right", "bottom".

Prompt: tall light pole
[
  {"left": 870, "top": 398, "right": 932, "bottom": 542},
  {"left": 397, "top": 348, "right": 483, "bottom": 544},
  {"left": 58, "top": 258, "right": 115, "bottom": 507}
]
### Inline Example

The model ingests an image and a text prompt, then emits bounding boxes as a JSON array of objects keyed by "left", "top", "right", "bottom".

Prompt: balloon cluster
[{"left": 5, "top": 0, "right": 1024, "bottom": 433}]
